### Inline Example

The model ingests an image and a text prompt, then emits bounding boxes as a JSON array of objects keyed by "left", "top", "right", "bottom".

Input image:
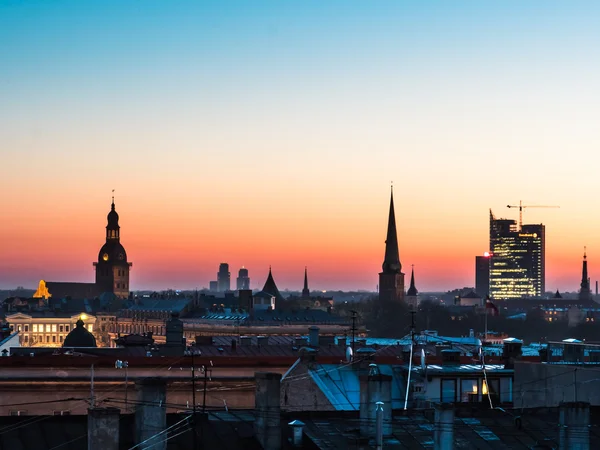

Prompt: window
[
  {"left": 87, "top": 324, "right": 93, "bottom": 333},
  {"left": 59, "top": 325, "right": 63, "bottom": 333},
  {"left": 46, "top": 324, "right": 51, "bottom": 333},
  {"left": 52, "top": 336, "right": 56, "bottom": 343},
  {"left": 51, "top": 324, "right": 57, "bottom": 333},
  {"left": 53, "top": 410, "right": 71, "bottom": 416},
  {"left": 24, "top": 335, "right": 28, "bottom": 343},
  {"left": 441, "top": 379, "right": 456, "bottom": 403},
  {"left": 46, "top": 336, "right": 50, "bottom": 343},
  {"left": 33, "top": 324, "right": 38, "bottom": 333},
  {"left": 461, "top": 379, "right": 478, "bottom": 402},
  {"left": 65, "top": 325, "right": 70, "bottom": 332},
  {"left": 17, "top": 325, "right": 22, "bottom": 332},
  {"left": 24, "top": 325, "right": 29, "bottom": 332},
  {"left": 59, "top": 336, "right": 63, "bottom": 342}
]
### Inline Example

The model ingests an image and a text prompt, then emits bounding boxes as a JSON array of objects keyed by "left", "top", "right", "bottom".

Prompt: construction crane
[{"left": 507, "top": 201, "right": 560, "bottom": 230}]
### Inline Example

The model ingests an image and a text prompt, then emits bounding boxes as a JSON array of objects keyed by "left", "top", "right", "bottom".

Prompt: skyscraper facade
[
  {"left": 236, "top": 267, "right": 250, "bottom": 290},
  {"left": 379, "top": 188, "right": 405, "bottom": 302},
  {"left": 217, "top": 263, "right": 231, "bottom": 292},
  {"left": 475, "top": 254, "right": 491, "bottom": 298},
  {"left": 489, "top": 210, "right": 545, "bottom": 300}
]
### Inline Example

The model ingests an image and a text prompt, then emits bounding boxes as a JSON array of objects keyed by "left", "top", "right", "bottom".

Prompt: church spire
[
  {"left": 580, "top": 247, "right": 591, "bottom": 301},
  {"left": 407, "top": 265, "right": 418, "bottom": 296},
  {"left": 382, "top": 185, "right": 401, "bottom": 273},
  {"left": 302, "top": 266, "right": 310, "bottom": 298}
]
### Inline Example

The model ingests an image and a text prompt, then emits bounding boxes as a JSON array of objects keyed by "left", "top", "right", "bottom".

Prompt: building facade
[
  {"left": 236, "top": 267, "right": 250, "bottom": 290},
  {"left": 6, "top": 312, "right": 97, "bottom": 347},
  {"left": 475, "top": 254, "right": 491, "bottom": 298},
  {"left": 217, "top": 263, "right": 231, "bottom": 292},
  {"left": 489, "top": 210, "right": 545, "bottom": 300}
]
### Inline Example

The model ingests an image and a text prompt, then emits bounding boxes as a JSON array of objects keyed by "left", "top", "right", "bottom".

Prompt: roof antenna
[{"left": 112, "top": 189, "right": 115, "bottom": 205}]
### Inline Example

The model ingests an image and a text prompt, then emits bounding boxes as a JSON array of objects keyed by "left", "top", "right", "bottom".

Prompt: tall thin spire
[
  {"left": 580, "top": 247, "right": 591, "bottom": 301},
  {"left": 382, "top": 185, "right": 401, "bottom": 273},
  {"left": 302, "top": 266, "right": 310, "bottom": 298},
  {"left": 407, "top": 265, "right": 418, "bottom": 296}
]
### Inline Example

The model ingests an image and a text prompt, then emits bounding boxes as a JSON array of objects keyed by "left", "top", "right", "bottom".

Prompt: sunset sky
[{"left": 1, "top": 1, "right": 599, "bottom": 292}]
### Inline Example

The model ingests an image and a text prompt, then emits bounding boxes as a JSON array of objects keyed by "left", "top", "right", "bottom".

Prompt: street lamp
[{"left": 115, "top": 360, "right": 129, "bottom": 412}]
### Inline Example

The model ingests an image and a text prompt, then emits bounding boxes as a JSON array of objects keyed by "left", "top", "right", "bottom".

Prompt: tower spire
[
  {"left": 580, "top": 247, "right": 591, "bottom": 301},
  {"left": 382, "top": 185, "right": 401, "bottom": 273},
  {"left": 302, "top": 266, "right": 310, "bottom": 298},
  {"left": 407, "top": 265, "right": 418, "bottom": 296},
  {"left": 111, "top": 189, "right": 115, "bottom": 208}
]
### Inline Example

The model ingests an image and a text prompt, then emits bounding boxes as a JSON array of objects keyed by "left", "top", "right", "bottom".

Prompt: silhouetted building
[
  {"left": 33, "top": 197, "right": 132, "bottom": 300},
  {"left": 94, "top": 198, "right": 132, "bottom": 299},
  {"left": 475, "top": 254, "right": 491, "bottom": 298},
  {"left": 406, "top": 267, "right": 419, "bottom": 310},
  {"left": 579, "top": 250, "right": 592, "bottom": 302},
  {"left": 236, "top": 267, "right": 250, "bottom": 290},
  {"left": 255, "top": 267, "right": 285, "bottom": 304},
  {"left": 209, "top": 281, "right": 218, "bottom": 292},
  {"left": 63, "top": 319, "right": 97, "bottom": 348},
  {"left": 217, "top": 263, "right": 231, "bottom": 292},
  {"left": 489, "top": 210, "right": 545, "bottom": 300},
  {"left": 379, "top": 188, "right": 404, "bottom": 302},
  {"left": 302, "top": 267, "right": 310, "bottom": 298}
]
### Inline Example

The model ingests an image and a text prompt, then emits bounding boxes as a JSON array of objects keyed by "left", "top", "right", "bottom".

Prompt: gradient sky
[{"left": 2, "top": 1, "right": 599, "bottom": 292}]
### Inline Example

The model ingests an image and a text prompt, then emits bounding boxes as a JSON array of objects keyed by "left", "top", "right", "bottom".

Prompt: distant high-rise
[
  {"left": 209, "top": 281, "right": 218, "bottom": 292},
  {"left": 217, "top": 263, "right": 231, "bottom": 292},
  {"left": 236, "top": 267, "right": 250, "bottom": 290},
  {"left": 379, "top": 188, "right": 405, "bottom": 302},
  {"left": 302, "top": 267, "right": 310, "bottom": 298},
  {"left": 475, "top": 254, "right": 491, "bottom": 298},
  {"left": 489, "top": 210, "right": 545, "bottom": 300},
  {"left": 579, "top": 249, "right": 592, "bottom": 302}
]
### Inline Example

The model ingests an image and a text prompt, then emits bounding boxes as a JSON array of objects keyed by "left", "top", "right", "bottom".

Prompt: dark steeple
[
  {"left": 302, "top": 267, "right": 310, "bottom": 298},
  {"left": 407, "top": 266, "right": 418, "bottom": 296},
  {"left": 106, "top": 194, "right": 120, "bottom": 242},
  {"left": 261, "top": 267, "right": 285, "bottom": 303},
  {"left": 554, "top": 289, "right": 562, "bottom": 299},
  {"left": 382, "top": 187, "right": 401, "bottom": 274},
  {"left": 580, "top": 248, "right": 592, "bottom": 301}
]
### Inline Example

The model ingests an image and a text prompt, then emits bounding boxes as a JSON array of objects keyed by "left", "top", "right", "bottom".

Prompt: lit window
[
  {"left": 46, "top": 324, "right": 51, "bottom": 332},
  {"left": 51, "top": 324, "right": 57, "bottom": 333},
  {"left": 88, "top": 324, "right": 93, "bottom": 333},
  {"left": 32, "top": 325, "right": 38, "bottom": 333}
]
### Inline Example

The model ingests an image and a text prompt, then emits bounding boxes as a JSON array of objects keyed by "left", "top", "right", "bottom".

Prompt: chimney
[
  {"left": 375, "top": 402, "right": 384, "bottom": 450},
  {"left": 135, "top": 378, "right": 167, "bottom": 450},
  {"left": 254, "top": 372, "right": 282, "bottom": 450},
  {"left": 559, "top": 402, "right": 590, "bottom": 450},
  {"left": 88, "top": 407, "right": 120, "bottom": 450},
  {"left": 562, "top": 339, "right": 584, "bottom": 363},
  {"left": 288, "top": 420, "right": 305, "bottom": 448},
  {"left": 359, "top": 368, "right": 392, "bottom": 438},
  {"left": 434, "top": 403, "right": 454, "bottom": 450},
  {"left": 239, "top": 289, "right": 253, "bottom": 311},
  {"left": 308, "top": 326, "right": 319, "bottom": 347},
  {"left": 299, "top": 347, "right": 317, "bottom": 365},
  {"left": 502, "top": 338, "right": 523, "bottom": 369}
]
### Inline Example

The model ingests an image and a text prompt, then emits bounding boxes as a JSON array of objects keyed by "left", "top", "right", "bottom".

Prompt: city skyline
[{"left": 2, "top": 1, "right": 599, "bottom": 291}]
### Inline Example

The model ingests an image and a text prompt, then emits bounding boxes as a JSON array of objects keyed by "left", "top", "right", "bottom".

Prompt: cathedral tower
[
  {"left": 379, "top": 188, "right": 405, "bottom": 302},
  {"left": 302, "top": 267, "right": 310, "bottom": 298},
  {"left": 93, "top": 197, "right": 132, "bottom": 298},
  {"left": 579, "top": 248, "right": 592, "bottom": 302}
]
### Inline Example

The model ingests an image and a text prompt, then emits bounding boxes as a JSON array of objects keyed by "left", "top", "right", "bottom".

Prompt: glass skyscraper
[{"left": 489, "top": 211, "right": 545, "bottom": 300}]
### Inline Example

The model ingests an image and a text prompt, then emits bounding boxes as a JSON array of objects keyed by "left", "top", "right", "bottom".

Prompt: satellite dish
[
  {"left": 346, "top": 346, "right": 353, "bottom": 362},
  {"left": 420, "top": 349, "right": 426, "bottom": 370}
]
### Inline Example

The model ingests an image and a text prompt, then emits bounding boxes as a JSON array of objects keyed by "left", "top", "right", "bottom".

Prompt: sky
[{"left": 1, "top": 1, "right": 600, "bottom": 292}]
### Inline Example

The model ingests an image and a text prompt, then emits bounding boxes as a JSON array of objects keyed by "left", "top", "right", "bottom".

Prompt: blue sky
[{"left": 2, "top": 1, "right": 600, "bottom": 291}]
